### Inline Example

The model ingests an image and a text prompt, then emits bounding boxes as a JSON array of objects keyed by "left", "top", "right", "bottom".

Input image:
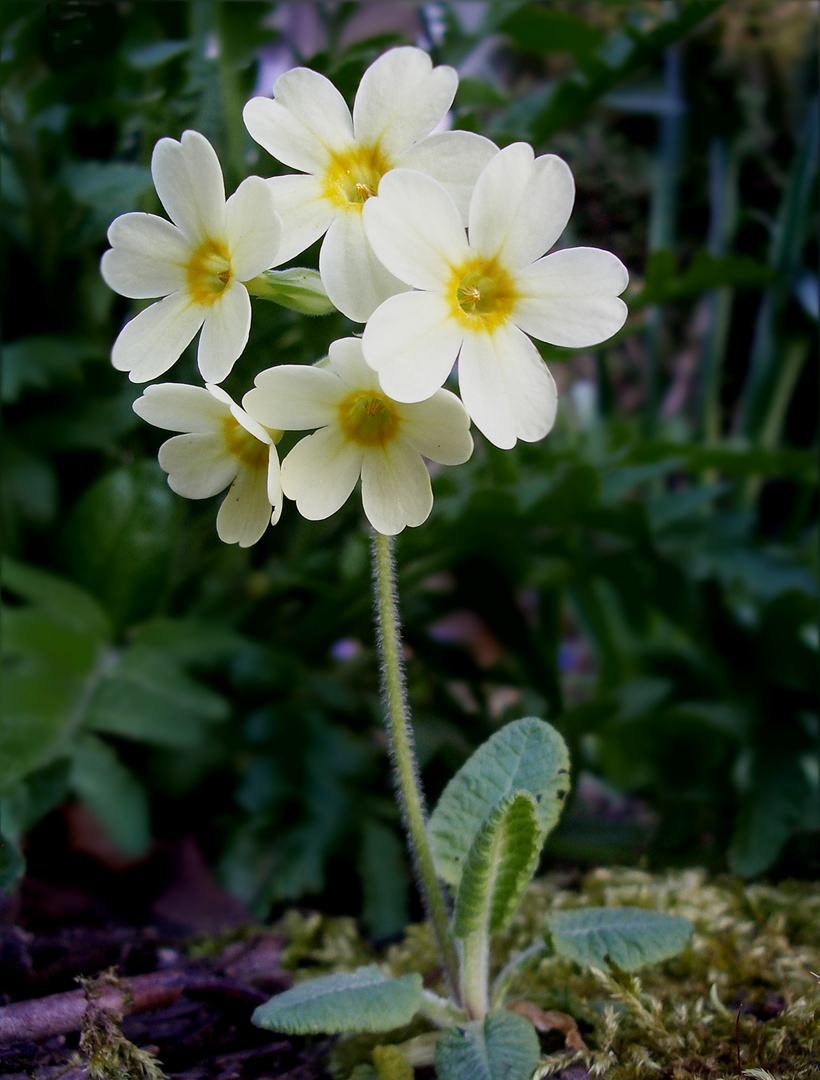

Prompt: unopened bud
[{"left": 245, "top": 268, "right": 337, "bottom": 316}]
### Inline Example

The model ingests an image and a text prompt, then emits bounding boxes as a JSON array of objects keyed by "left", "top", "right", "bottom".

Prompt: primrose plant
[{"left": 102, "top": 46, "right": 692, "bottom": 1079}]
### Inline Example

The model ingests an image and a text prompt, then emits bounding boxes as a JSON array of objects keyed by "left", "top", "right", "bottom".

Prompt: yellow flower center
[
  {"left": 322, "top": 144, "right": 392, "bottom": 210},
  {"left": 187, "top": 238, "right": 233, "bottom": 306},
  {"left": 448, "top": 256, "right": 517, "bottom": 331},
  {"left": 338, "top": 390, "right": 400, "bottom": 447},
  {"left": 222, "top": 417, "right": 270, "bottom": 469}
]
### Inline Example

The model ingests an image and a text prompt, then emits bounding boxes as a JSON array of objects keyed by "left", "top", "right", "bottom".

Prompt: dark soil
[{"left": 0, "top": 822, "right": 336, "bottom": 1079}]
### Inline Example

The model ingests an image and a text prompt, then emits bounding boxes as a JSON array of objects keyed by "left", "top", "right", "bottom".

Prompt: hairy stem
[{"left": 371, "top": 530, "right": 460, "bottom": 999}]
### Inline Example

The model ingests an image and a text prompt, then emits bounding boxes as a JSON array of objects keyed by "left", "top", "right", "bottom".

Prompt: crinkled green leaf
[
  {"left": 435, "top": 1010, "right": 540, "bottom": 1080},
  {"left": 453, "top": 791, "right": 540, "bottom": 938},
  {"left": 251, "top": 965, "right": 423, "bottom": 1035},
  {"left": 70, "top": 733, "right": 151, "bottom": 856},
  {"left": 549, "top": 906, "right": 694, "bottom": 971},
  {"left": 428, "top": 718, "right": 570, "bottom": 889}
]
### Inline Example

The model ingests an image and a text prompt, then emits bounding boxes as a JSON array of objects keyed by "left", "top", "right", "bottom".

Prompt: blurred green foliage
[{"left": 1, "top": 1, "right": 817, "bottom": 929}]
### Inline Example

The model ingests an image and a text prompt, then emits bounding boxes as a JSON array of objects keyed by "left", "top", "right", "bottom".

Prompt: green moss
[
  {"left": 77, "top": 969, "right": 168, "bottom": 1080},
  {"left": 275, "top": 869, "right": 820, "bottom": 1078}
]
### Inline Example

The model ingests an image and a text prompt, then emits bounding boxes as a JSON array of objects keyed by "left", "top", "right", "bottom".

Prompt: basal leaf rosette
[
  {"left": 242, "top": 337, "right": 474, "bottom": 536},
  {"left": 101, "top": 130, "right": 282, "bottom": 383},
  {"left": 133, "top": 382, "right": 283, "bottom": 547},
  {"left": 243, "top": 46, "right": 497, "bottom": 322},
  {"left": 361, "top": 142, "right": 629, "bottom": 448}
]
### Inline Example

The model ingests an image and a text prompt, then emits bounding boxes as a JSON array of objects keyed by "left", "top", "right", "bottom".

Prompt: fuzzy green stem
[
  {"left": 460, "top": 928, "right": 490, "bottom": 1019},
  {"left": 371, "top": 530, "right": 460, "bottom": 999}
]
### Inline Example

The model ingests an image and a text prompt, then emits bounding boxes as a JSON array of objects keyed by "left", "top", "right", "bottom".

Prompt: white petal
[
  {"left": 266, "top": 174, "right": 336, "bottom": 263},
  {"left": 244, "top": 68, "right": 353, "bottom": 173},
  {"left": 280, "top": 427, "right": 363, "bottom": 521},
  {"left": 397, "top": 130, "right": 498, "bottom": 222},
  {"left": 360, "top": 440, "right": 433, "bottom": 535},
  {"left": 397, "top": 389, "right": 474, "bottom": 465},
  {"left": 151, "top": 130, "right": 226, "bottom": 245},
  {"left": 362, "top": 290, "right": 462, "bottom": 402},
  {"left": 112, "top": 293, "right": 205, "bottom": 383},
  {"left": 228, "top": 399, "right": 273, "bottom": 446},
  {"left": 353, "top": 47, "right": 457, "bottom": 159},
  {"left": 225, "top": 176, "right": 282, "bottom": 280},
  {"left": 244, "top": 365, "right": 342, "bottom": 430},
  {"left": 362, "top": 169, "right": 468, "bottom": 289},
  {"left": 458, "top": 324, "right": 558, "bottom": 449},
  {"left": 133, "top": 382, "right": 230, "bottom": 433},
  {"left": 320, "top": 211, "right": 409, "bottom": 322},
  {"left": 326, "top": 336, "right": 380, "bottom": 390},
  {"left": 267, "top": 446, "right": 284, "bottom": 525},
  {"left": 196, "top": 280, "right": 251, "bottom": 383},
  {"left": 101, "top": 213, "right": 190, "bottom": 298},
  {"left": 469, "top": 145, "right": 575, "bottom": 268},
  {"left": 158, "top": 432, "right": 238, "bottom": 498},
  {"left": 514, "top": 247, "right": 629, "bottom": 346},
  {"left": 216, "top": 462, "right": 274, "bottom": 547}
]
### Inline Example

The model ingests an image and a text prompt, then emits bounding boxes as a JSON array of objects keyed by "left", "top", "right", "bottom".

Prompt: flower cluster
[{"left": 104, "top": 47, "right": 628, "bottom": 539}]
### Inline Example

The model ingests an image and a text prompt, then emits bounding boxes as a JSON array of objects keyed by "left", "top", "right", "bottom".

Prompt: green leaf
[
  {"left": 549, "top": 906, "right": 694, "bottom": 971},
  {"left": 428, "top": 717, "right": 570, "bottom": 889},
  {"left": 125, "top": 39, "right": 190, "bottom": 69},
  {"left": 729, "top": 751, "right": 819, "bottom": 878},
  {"left": 251, "top": 965, "right": 423, "bottom": 1035},
  {"left": 634, "top": 250, "right": 775, "bottom": 308},
  {"left": 129, "top": 617, "right": 247, "bottom": 665},
  {"left": 84, "top": 646, "right": 229, "bottom": 747},
  {"left": 2, "top": 557, "right": 111, "bottom": 641},
  {"left": 70, "top": 733, "right": 152, "bottom": 856},
  {"left": 435, "top": 1010, "right": 540, "bottom": 1080},
  {"left": 498, "top": 7, "right": 603, "bottom": 60},
  {"left": 359, "top": 818, "right": 410, "bottom": 939},
  {"left": 0, "top": 830, "right": 25, "bottom": 897},
  {"left": 61, "top": 461, "right": 180, "bottom": 630},
  {"left": 0, "top": 335, "right": 106, "bottom": 403},
  {"left": 1, "top": 562, "right": 111, "bottom": 792},
  {"left": 61, "top": 161, "right": 153, "bottom": 239},
  {"left": 453, "top": 792, "right": 540, "bottom": 938}
]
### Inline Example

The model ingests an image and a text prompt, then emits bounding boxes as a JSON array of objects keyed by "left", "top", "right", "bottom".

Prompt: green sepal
[
  {"left": 251, "top": 965, "right": 423, "bottom": 1034},
  {"left": 549, "top": 906, "right": 694, "bottom": 971},
  {"left": 428, "top": 717, "right": 570, "bottom": 889},
  {"left": 245, "top": 268, "right": 337, "bottom": 315},
  {"left": 453, "top": 791, "right": 540, "bottom": 938},
  {"left": 434, "top": 1010, "right": 540, "bottom": 1080}
]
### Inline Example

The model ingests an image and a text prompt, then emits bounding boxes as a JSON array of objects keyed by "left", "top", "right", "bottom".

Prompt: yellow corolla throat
[
  {"left": 187, "top": 238, "right": 233, "bottom": 306},
  {"left": 222, "top": 417, "right": 270, "bottom": 470},
  {"left": 448, "top": 256, "right": 517, "bottom": 331},
  {"left": 322, "top": 143, "right": 392, "bottom": 210},
  {"left": 338, "top": 390, "right": 400, "bottom": 447}
]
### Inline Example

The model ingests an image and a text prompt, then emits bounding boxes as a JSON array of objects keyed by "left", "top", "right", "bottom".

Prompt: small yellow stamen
[
  {"left": 323, "top": 144, "right": 392, "bottom": 210},
  {"left": 449, "top": 256, "right": 517, "bottom": 330},
  {"left": 222, "top": 417, "right": 269, "bottom": 469},
  {"left": 187, "top": 238, "right": 233, "bottom": 306},
  {"left": 338, "top": 390, "right": 400, "bottom": 447}
]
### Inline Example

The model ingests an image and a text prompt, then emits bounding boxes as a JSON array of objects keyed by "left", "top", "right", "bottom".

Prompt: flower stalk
[{"left": 371, "top": 530, "right": 461, "bottom": 999}]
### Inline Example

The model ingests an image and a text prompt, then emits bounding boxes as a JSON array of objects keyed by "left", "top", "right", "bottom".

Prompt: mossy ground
[{"left": 273, "top": 868, "right": 820, "bottom": 1079}]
